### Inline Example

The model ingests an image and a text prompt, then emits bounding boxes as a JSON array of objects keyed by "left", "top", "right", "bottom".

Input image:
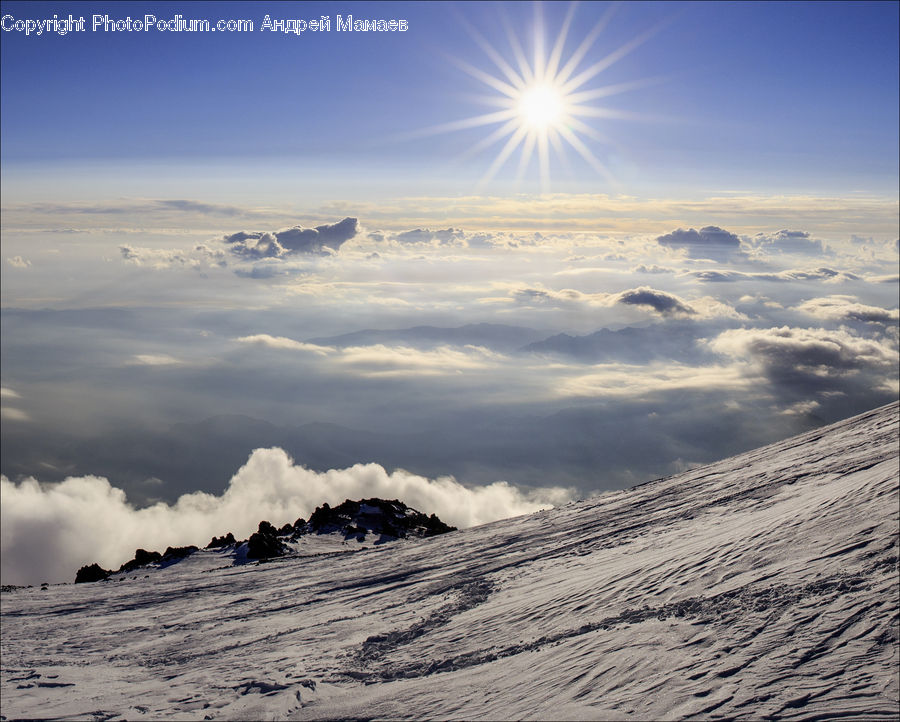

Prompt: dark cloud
[
  {"left": 224, "top": 218, "right": 358, "bottom": 259},
  {"left": 222, "top": 231, "right": 286, "bottom": 260},
  {"left": 657, "top": 226, "right": 743, "bottom": 261},
  {"left": 277, "top": 217, "right": 359, "bottom": 252},
  {"left": 615, "top": 287, "right": 696, "bottom": 316},
  {"left": 710, "top": 326, "right": 898, "bottom": 401}
]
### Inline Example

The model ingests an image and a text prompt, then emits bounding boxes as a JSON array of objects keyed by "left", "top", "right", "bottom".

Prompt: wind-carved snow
[{"left": 1, "top": 402, "right": 898, "bottom": 720}]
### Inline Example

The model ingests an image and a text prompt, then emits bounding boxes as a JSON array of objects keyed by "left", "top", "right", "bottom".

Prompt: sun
[
  {"left": 517, "top": 82, "right": 566, "bottom": 131},
  {"left": 414, "top": 3, "right": 662, "bottom": 191}
]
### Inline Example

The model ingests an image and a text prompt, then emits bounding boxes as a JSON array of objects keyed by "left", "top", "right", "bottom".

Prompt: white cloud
[
  {"left": 1, "top": 387, "right": 29, "bottom": 421},
  {"left": 631, "top": 264, "right": 675, "bottom": 274},
  {"left": 796, "top": 296, "right": 899, "bottom": 324},
  {"left": 780, "top": 400, "right": 821, "bottom": 416},
  {"left": 235, "top": 335, "right": 334, "bottom": 356},
  {"left": 337, "top": 344, "right": 505, "bottom": 377},
  {"left": 119, "top": 244, "right": 226, "bottom": 270},
  {"left": 6, "top": 256, "right": 31, "bottom": 268},
  {"left": 751, "top": 229, "right": 825, "bottom": 256},
  {"left": 559, "top": 363, "right": 751, "bottom": 399},
  {"left": 234, "top": 335, "right": 507, "bottom": 376},
  {"left": 127, "top": 354, "right": 184, "bottom": 366},
  {"left": 0, "top": 407, "right": 30, "bottom": 422},
  {"left": 0, "top": 450, "right": 573, "bottom": 586}
]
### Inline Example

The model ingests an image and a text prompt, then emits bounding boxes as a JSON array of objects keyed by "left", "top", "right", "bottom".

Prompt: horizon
[{"left": 1, "top": 0, "right": 898, "bottom": 586}]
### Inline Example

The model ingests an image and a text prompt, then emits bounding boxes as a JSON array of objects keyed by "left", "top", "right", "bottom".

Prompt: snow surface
[{"left": 1, "top": 402, "right": 898, "bottom": 720}]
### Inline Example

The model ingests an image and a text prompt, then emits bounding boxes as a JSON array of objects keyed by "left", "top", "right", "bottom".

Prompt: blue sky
[{"left": 2, "top": 1, "right": 898, "bottom": 199}]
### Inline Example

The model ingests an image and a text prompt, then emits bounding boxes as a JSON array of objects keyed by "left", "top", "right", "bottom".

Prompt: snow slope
[{"left": 2, "top": 402, "right": 898, "bottom": 720}]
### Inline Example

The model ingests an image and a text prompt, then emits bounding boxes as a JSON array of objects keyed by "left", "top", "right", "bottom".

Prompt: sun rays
[{"left": 421, "top": 2, "right": 663, "bottom": 192}]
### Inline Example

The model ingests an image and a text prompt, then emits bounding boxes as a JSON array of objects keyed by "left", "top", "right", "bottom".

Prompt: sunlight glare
[
  {"left": 517, "top": 83, "right": 565, "bottom": 131},
  {"left": 416, "top": 2, "right": 665, "bottom": 192}
]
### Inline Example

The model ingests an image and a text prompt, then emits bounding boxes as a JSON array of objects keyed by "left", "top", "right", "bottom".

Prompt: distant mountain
[
  {"left": 522, "top": 322, "right": 716, "bottom": 363},
  {"left": 307, "top": 323, "right": 548, "bottom": 351},
  {"left": 4, "top": 402, "right": 897, "bottom": 720}
]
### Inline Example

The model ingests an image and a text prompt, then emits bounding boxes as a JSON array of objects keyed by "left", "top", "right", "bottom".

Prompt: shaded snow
[{"left": 1, "top": 402, "right": 898, "bottom": 720}]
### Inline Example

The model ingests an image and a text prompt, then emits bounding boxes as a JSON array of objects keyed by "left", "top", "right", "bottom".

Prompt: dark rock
[
  {"left": 246, "top": 520, "right": 287, "bottom": 560},
  {"left": 424, "top": 513, "right": 455, "bottom": 536},
  {"left": 118, "top": 548, "right": 163, "bottom": 574},
  {"left": 135, "top": 548, "right": 162, "bottom": 565},
  {"left": 306, "top": 498, "right": 456, "bottom": 539},
  {"left": 75, "top": 563, "right": 110, "bottom": 584},
  {"left": 257, "top": 520, "right": 278, "bottom": 536},
  {"left": 206, "top": 532, "right": 236, "bottom": 549},
  {"left": 308, "top": 502, "right": 332, "bottom": 530},
  {"left": 162, "top": 545, "right": 198, "bottom": 561}
]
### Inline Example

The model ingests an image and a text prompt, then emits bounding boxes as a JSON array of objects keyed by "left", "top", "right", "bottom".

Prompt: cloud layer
[
  {"left": 0, "top": 449, "right": 573, "bottom": 586},
  {"left": 3, "top": 214, "right": 898, "bottom": 590}
]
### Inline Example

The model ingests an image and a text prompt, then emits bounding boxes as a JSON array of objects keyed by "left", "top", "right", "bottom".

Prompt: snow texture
[{"left": 1, "top": 402, "right": 898, "bottom": 720}]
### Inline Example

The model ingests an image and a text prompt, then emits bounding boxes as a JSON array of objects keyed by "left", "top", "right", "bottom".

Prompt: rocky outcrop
[
  {"left": 246, "top": 521, "right": 287, "bottom": 560},
  {"left": 72, "top": 499, "right": 456, "bottom": 581},
  {"left": 162, "top": 546, "right": 198, "bottom": 561},
  {"left": 75, "top": 546, "right": 198, "bottom": 583},
  {"left": 206, "top": 532, "right": 236, "bottom": 549},
  {"left": 303, "top": 498, "right": 457, "bottom": 540},
  {"left": 75, "top": 563, "right": 111, "bottom": 584},
  {"left": 118, "top": 549, "right": 162, "bottom": 574}
]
